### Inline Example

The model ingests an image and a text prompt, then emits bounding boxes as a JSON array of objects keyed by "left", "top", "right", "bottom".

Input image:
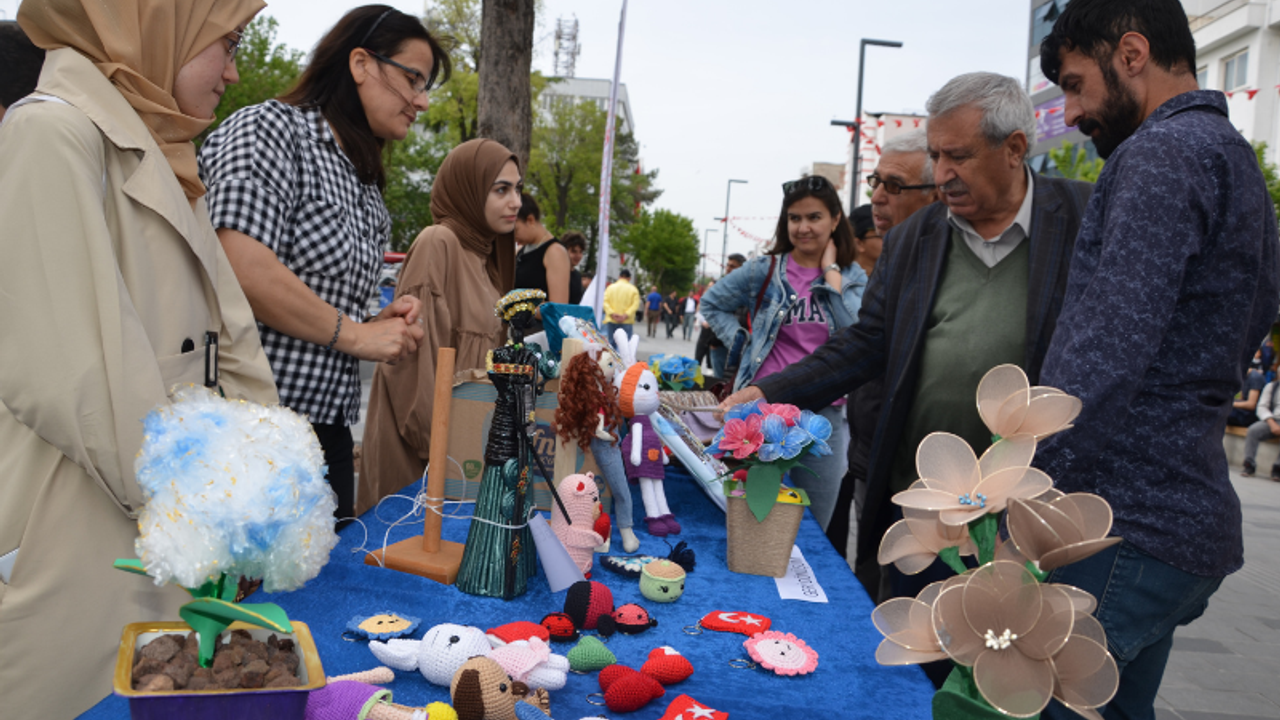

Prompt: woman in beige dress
[
  {"left": 0, "top": 0, "right": 277, "bottom": 715},
  {"left": 358, "top": 139, "right": 523, "bottom": 512}
]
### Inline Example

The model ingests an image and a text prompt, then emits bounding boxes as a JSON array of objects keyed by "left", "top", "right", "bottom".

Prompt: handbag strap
[{"left": 747, "top": 255, "right": 777, "bottom": 334}]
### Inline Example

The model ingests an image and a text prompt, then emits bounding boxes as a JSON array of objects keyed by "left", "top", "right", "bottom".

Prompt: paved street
[{"left": 354, "top": 326, "right": 1280, "bottom": 719}]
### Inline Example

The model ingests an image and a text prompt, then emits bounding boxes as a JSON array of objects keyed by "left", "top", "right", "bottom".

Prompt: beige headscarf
[
  {"left": 18, "top": 0, "right": 265, "bottom": 201},
  {"left": 430, "top": 138, "right": 520, "bottom": 293}
]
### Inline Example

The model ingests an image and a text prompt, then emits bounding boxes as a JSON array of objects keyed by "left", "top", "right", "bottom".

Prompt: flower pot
[
  {"left": 724, "top": 482, "right": 810, "bottom": 577},
  {"left": 113, "top": 620, "right": 325, "bottom": 720}
]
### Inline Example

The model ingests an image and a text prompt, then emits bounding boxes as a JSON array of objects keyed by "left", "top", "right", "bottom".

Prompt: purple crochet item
[{"left": 305, "top": 680, "right": 390, "bottom": 720}]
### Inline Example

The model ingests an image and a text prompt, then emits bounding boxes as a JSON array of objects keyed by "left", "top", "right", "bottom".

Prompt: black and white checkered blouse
[{"left": 200, "top": 100, "right": 388, "bottom": 426}]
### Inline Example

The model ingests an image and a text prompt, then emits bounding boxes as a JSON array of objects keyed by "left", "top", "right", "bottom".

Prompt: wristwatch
[{"left": 825, "top": 263, "right": 841, "bottom": 273}]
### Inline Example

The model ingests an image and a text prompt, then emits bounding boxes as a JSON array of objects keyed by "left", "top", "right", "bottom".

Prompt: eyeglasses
[
  {"left": 368, "top": 51, "right": 430, "bottom": 96},
  {"left": 782, "top": 175, "right": 832, "bottom": 195},
  {"left": 223, "top": 29, "right": 243, "bottom": 61},
  {"left": 867, "top": 173, "right": 936, "bottom": 195}
]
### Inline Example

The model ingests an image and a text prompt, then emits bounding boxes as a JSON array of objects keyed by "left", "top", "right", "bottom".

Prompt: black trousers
[{"left": 311, "top": 422, "right": 355, "bottom": 526}]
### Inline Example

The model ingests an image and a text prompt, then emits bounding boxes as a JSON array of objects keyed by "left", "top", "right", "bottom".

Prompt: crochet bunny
[
  {"left": 550, "top": 473, "right": 606, "bottom": 576},
  {"left": 612, "top": 330, "right": 678, "bottom": 537}
]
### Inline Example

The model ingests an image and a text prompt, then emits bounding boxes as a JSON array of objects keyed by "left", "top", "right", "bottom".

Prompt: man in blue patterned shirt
[{"left": 1039, "top": 2, "right": 1280, "bottom": 718}]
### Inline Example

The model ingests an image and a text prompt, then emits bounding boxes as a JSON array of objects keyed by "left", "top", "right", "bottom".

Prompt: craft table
[{"left": 81, "top": 466, "right": 934, "bottom": 719}]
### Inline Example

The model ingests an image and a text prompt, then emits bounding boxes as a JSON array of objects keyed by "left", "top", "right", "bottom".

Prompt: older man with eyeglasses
[
  {"left": 868, "top": 128, "right": 940, "bottom": 235},
  {"left": 720, "top": 73, "right": 1093, "bottom": 669}
]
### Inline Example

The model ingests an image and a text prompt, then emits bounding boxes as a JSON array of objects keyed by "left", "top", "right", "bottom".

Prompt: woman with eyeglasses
[
  {"left": 700, "top": 175, "right": 868, "bottom": 531},
  {"left": 0, "top": 0, "right": 278, "bottom": 713},
  {"left": 200, "top": 6, "right": 452, "bottom": 525}
]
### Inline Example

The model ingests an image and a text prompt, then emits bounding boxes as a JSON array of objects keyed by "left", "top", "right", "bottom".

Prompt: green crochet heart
[{"left": 567, "top": 635, "right": 616, "bottom": 672}]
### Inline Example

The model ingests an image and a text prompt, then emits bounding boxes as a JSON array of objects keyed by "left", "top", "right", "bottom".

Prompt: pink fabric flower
[
  {"left": 758, "top": 402, "right": 802, "bottom": 427},
  {"left": 721, "top": 414, "right": 764, "bottom": 459}
]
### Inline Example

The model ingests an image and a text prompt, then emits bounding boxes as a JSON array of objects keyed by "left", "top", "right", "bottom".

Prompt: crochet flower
[
  {"left": 932, "top": 561, "right": 1076, "bottom": 717},
  {"left": 977, "top": 364, "right": 1082, "bottom": 441},
  {"left": 716, "top": 414, "right": 764, "bottom": 460},
  {"left": 742, "top": 630, "right": 820, "bottom": 676},
  {"left": 878, "top": 493, "right": 978, "bottom": 575},
  {"left": 1006, "top": 494, "right": 1122, "bottom": 572},
  {"left": 872, "top": 580, "right": 950, "bottom": 666},
  {"left": 757, "top": 414, "right": 810, "bottom": 462},
  {"left": 797, "top": 409, "right": 833, "bottom": 457},
  {"left": 892, "top": 433, "right": 1052, "bottom": 526},
  {"left": 758, "top": 402, "right": 802, "bottom": 426}
]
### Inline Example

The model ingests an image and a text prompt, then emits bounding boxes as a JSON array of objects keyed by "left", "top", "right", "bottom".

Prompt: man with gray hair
[
  {"left": 868, "top": 128, "right": 938, "bottom": 235},
  {"left": 719, "top": 72, "right": 1092, "bottom": 633}
]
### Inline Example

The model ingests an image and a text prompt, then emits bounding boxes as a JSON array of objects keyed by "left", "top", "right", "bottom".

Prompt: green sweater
[{"left": 889, "top": 231, "right": 1030, "bottom": 494}]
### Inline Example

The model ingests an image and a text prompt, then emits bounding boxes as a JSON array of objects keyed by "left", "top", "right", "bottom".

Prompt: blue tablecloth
[{"left": 82, "top": 466, "right": 933, "bottom": 718}]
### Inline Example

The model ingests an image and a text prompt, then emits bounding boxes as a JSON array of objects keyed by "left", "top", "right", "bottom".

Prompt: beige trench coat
[{"left": 0, "top": 49, "right": 278, "bottom": 717}]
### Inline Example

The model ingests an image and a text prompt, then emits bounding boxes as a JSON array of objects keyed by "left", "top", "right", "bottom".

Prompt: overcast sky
[{"left": 2, "top": 0, "right": 1030, "bottom": 261}]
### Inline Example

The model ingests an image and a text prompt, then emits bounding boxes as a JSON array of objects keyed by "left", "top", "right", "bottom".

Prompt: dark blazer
[{"left": 755, "top": 173, "right": 1094, "bottom": 564}]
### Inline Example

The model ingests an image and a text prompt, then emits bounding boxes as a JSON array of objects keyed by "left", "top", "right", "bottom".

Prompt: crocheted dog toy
[
  {"left": 657, "top": 695, "right": 728, "bottom": 720},
  {"left": 451, "top": 656, "right": 552, "bottom": 720},
  {"left": 488, "top": 637, "right": 570, "bottom": 691},
  {"left": 639, "top": 560, "right": 686, "bottom": 603},
  {"left": 563, "top": 580, "right": 614, "bottom": 632},
  {"left": 640, "top": 647, "right": 694, "bottom": 685},
  {"left": 597, "top": 664, "right": 665, "bottom": 713},
  {"left": 370, "top": 623, "right": 492, "bottom": 686},
  {"left": 611, "top": 603, "right": 658, "bottom": 635},
  {"left": 612, "top": 330, "right": 679, "bottom": 537},
  {"left": 550, "top": 473, "right": 606, "bottom": 577}
]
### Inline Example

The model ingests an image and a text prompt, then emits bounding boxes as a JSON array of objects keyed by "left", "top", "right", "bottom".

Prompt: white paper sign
[{"left": 773, "top": 545, "right": 828, "bottom": 603}]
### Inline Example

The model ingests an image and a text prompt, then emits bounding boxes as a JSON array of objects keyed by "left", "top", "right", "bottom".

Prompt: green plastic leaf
[
  {"left": 933, "top": 665, "right": 1028, "bottom": 720},
  {"left": 1025, "top": 560, "right": 1049, "bottom": 584},
  {"left": 112, "top": 559, "right": 150, "bottom": 577},
  {"left": 745, "top": 463, "right": 783, "bottom": 522},
  {"left": 180, "top": 598, "right": 293, "bottom": 667},
  {"left": 937, "top": 546, "right": 968, "bottom": 576},
  {"left": 969, "top": 513, "right": 1000, "bottom": 566}
]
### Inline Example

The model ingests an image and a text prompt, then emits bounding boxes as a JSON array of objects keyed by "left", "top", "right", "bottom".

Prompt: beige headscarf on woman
[
  {"left": 430, "top": 138, "right": 520, "bottom": 293},
  {"left": 18, "top": 0, "right": 265, "bottom": 201}
]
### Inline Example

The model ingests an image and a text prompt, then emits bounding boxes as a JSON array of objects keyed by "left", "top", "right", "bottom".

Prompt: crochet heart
[
  {"left": 641, "top": 646, "right": 694, "bottom": 685},
  {"left": 598, "top": 664, "right": 665, "bottom": 713},
  {"left": 566, "top": 636, "right": 616, "bottom": 672}
]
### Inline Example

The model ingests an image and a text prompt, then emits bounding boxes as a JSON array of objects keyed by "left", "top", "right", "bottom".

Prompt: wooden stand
[{"left": 364, "top": 347, "right": 466, "bottom": 584}]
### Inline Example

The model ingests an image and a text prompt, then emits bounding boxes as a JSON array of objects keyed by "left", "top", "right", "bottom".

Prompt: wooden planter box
[{"left": 113, "top": 621, "right": 324, "bottom": 720}]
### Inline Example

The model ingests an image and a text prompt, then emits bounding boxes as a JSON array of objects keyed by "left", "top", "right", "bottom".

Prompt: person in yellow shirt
[{"left": 603, "top": 268, "right": 641, "bottom": 344}]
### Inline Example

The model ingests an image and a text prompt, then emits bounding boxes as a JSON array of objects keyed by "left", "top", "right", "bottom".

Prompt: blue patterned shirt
[{"left": 1035, "top": 91, "right": 1280, "bottom": 577}]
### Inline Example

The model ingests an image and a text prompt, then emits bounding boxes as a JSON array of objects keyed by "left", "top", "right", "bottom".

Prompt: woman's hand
[
  {"left": 716, "top": 386, "right": 765, "bottom": 420},
  {"left": 339, "top": 295, "right": 424, "bottom": 364},
  {"left": 821, "top": 236, "right": 837, "bottom": 270}
]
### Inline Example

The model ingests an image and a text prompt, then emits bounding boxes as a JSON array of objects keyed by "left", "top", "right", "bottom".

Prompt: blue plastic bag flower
[
  {"left": 799, "top": 409, "right": 833, "bottom": 457},
  {"left": 725, "top": 399, "right": 764, "bottom": 422}
]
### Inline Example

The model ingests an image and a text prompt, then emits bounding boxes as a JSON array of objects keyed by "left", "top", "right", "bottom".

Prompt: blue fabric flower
[
  {"left": 799, "top": 410, "right": 833, "bottom": 457},
  {"left": 758, "top": 415, "right": 812, "bottom": 462},
  {"left": 725, "top": 399, "right": 763, "bottom": 422}
]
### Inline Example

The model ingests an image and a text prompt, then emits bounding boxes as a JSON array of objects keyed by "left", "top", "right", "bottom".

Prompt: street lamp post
[
  {"left": 702, "top": 228, "right": 715, "bottom": 282},
  {"left": 850, "top": 38, "right": 902, "bottom": 214},
  {"left": 721, "top": 179, "right": 747, "bottom": 275}
]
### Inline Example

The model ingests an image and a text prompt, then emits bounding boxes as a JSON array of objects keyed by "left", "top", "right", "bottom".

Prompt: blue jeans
[
  {"left": 604, "top": 322, "right": 633, "bottom": 349},
  {"left": 709, "top": 346, "right": 727, "bottom": 381},
  {"left": 789, "top": 404, "right": 849, "bottom": 532},
  {"left": 1042, "top": 541, "right": 1223, "bottom": 720}
]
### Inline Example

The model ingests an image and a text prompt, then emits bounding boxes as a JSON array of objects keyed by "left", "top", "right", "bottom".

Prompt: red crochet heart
[
  {"left": 641, "top": 646, "right": 694, "bottom": 685},
  {"left": 598, "top": 664, "right": 665, "bottom": 712}
]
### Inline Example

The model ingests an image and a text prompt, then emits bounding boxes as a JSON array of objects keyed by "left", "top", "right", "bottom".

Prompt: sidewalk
[{"left": 1157, "top": 468, "right": 1280, "bottom": 719}]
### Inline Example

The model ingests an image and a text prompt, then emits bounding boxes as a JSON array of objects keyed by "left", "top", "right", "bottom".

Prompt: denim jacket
[{"left": 701, "top": 254, "right": 867, "bottom": 391}]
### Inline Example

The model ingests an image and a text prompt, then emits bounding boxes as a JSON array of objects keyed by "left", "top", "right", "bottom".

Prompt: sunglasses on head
[
  {"left": 867, "top": 173, "right": 936, "bottom": 195},
  {"left": 782, "top": 175, "right": 832, "bottom": 195}
]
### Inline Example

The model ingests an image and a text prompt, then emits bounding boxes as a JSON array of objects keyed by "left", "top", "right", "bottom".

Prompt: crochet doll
[
  {"left": 550, "top": 473, "right": 606, "bottom": 576},
  {"left": 612, "top": 330, "right": 679, "bottom": 537},
  {"left": 554, "top": 348, "right": 639, "bottom": 552}
]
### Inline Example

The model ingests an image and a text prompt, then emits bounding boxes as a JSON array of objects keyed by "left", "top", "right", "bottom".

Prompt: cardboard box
[{"left": 443, "top": 373, "right": 607, "bottom": 511}]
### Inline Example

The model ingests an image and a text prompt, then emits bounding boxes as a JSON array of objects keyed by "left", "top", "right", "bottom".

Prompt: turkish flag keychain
[{"left": 682, "top": 610, "right": 771, "bottom": 636}]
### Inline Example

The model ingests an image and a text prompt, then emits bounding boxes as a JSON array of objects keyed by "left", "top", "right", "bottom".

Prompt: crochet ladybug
[
  {"left": 612, "top": 603, "right": 658, "bottom": 635},
  {"left": 540, "top": 612, "right": 579, "bottom": 643}
]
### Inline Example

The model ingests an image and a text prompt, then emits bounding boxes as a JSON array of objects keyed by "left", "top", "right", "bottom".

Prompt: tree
[
  {"left": 526, "top": 95, "right": 660, "bottom": 276},
  {"left": 615, "top": 209, "right": 701, "bottom": 292},
  {"left": 1253, "top": 141, "right": 1280, "bottom": 221},
  {"left": 424, "top": 0, "right": 482, "bottom": 146},
  {"left": 197, "top": 16, "right": 303, "bottom": 146},
  {"left": 476, "top": 0, "right": 535, "bottom": 168},
  {"left": 1047, "top": 141, "right": 1104, "bottom": 183}
]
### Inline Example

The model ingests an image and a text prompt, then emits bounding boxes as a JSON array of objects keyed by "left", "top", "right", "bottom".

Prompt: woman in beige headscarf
[
  {"left": 359, "top": 139, "right": 522, "bottom": 511},
  {"left": 0, "top": 1, "right": 276, "bottom": 715}
]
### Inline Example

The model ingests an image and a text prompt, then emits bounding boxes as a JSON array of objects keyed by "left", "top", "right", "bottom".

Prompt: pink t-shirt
[{"left": 755, "top": 256, "right": 845, "bottom": 405}]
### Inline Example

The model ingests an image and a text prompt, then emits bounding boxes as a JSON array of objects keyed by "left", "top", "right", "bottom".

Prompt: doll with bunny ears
[{"left": 612, "top": 330, "right": 679, "bottom": 537}]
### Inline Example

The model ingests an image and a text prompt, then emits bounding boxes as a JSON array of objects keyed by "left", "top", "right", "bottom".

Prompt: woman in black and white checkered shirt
[{"left": 199, "top": 6, "right": 450, "bottom": 524}]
